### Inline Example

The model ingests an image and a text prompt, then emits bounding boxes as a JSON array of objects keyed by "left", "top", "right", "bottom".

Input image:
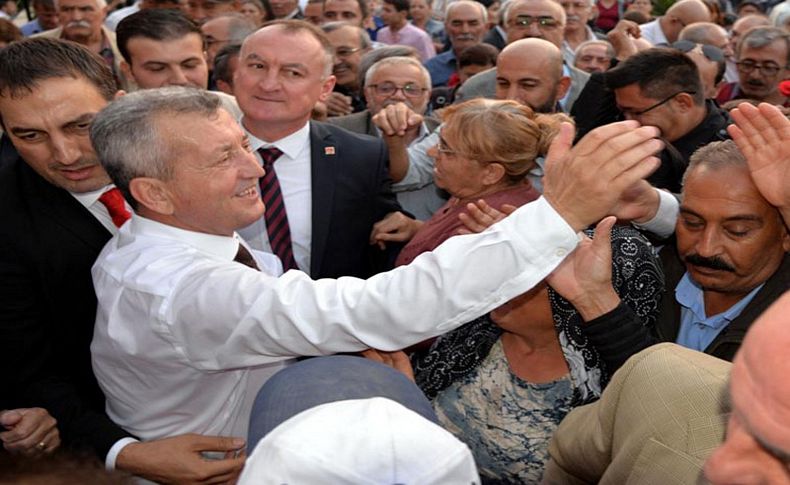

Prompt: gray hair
[
  {"left": 445, "top": 0, "right": 487, "bottom": 23},
  {"left": 90, "top": 87, "right": 222, "bottom": 209},
  {"left": 364, "top": 55, "right": 431, "bottom": 88},
  {"left": 682, "top": 140, "right": 747, "bottom": 187},
  {"left": 321, "top": 21, "right": 372, "bottom": 49},
  {"left": 574, "top": 39, "right": 615, "bottom": 59},
  {"left": 211, "top": 13, "right": 257, "bottom": 44},
  {"left": 358, "top": 44, "right": 419, "bottom": 86},
  {"left": 737, "top": 26, "right": 790, "bottom": 64}
]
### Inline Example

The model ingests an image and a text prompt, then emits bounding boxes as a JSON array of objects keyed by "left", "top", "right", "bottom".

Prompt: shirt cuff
[
  {"left": 105, "top": 437, "right": 139, "bottom": 471},
  {"left": 632, "top": 189, "right": 679, "bottom": 239}
]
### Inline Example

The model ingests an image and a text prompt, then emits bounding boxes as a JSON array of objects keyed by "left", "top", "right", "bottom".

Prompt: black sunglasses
[{"left": 671, "top": 40, "right": 725, "bottom": 63}]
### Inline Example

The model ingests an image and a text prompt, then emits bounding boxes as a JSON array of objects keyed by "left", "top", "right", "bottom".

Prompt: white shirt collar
[
  {"left": 128, "top": 214, "right": 243, "bottom": 262},
  {"left": 242, "top": 121, "right": 311, "bottom": 160},
  {"left": 70, "top": 184, "right": 114, "bottom": 209}
]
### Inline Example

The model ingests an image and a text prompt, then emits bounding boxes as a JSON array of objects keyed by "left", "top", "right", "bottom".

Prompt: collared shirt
[
  {"left": 639, "top": 18, "right": 668, "bottom": 46},
  {"left": 238, "top": 121, "right": 313, "bottom": 272},
  {"left": 675, "top": 272, "right": 764, "bottom": 352},
  {"left": 20, "top": 19, "right": 44, "bottom": 37},
  {"left": 105, "top": 3, "right": 140, "bottom": 31},
  {"left": 91, "top": 197, "right": 580, "bottom": 441},
  {"left": 377, "top": 22, "right": 437, "bottom": 62},
  {"left": 562, "top": 26, "right": 598, "bottom": 66},
  {"left": 70, "top": 184, "right": 130, "bottom": 234},
  {"left": 424, "top": 49, "right": 457, "bottom": 87}
]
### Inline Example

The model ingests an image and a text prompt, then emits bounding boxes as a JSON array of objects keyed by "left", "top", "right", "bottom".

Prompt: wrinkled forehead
[{"left": 508, "top": 0, "right": 565, "bottom": 21}]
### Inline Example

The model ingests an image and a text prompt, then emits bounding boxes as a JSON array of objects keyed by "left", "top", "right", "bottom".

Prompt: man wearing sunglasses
[{"left": 717, "top": 27, "right": 790, "bottom": 108}]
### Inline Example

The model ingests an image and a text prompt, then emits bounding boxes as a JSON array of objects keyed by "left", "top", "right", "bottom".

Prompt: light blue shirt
[{"left": 675, "top": 272, "right": 764, "bottom": 352}]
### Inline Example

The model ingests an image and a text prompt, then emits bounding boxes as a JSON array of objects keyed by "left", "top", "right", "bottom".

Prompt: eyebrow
[
  {"left": 679, "top": 207, "right": 763, "bottom": 223},
  {"left": 10, "top": 113, "right": 96, "bottom": 135}
]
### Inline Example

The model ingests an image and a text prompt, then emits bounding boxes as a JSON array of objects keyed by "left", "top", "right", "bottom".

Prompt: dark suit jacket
[
  {"left": 584, "top": 243, "right": 790, "bottom": 365},
  {"left": 0, "top": 139, "right": 130, "bottom": 459},
  {"left": 307, "top": 122, "right": 404, "bottom": 278},
  {"left": 326, "top": 110, "right": 440, "bottom": 139}
]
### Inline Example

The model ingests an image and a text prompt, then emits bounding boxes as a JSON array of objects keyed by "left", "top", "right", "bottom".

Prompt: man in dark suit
[
  {"left": 0, "top": 38, "right": 245, "bottom": 482},
  {"left": 235, "top": 20, "right": 410, "bottom": 279}
]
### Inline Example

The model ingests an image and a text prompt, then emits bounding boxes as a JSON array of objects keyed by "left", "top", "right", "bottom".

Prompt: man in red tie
[{"left": 0, "top": 38, "right": 245, "bottom": 482}]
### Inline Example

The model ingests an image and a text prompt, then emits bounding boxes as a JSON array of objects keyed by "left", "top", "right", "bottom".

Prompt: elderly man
[
  {"left": 0, "top": 38, "right": 245, "bottom": 483},
  {"left": 456, "top": 0, "right": 589, "bottom": 113},
  {"left": 34, "top": 0, "right": 124, "bottom": 82},
  {"left": 329, "top": 56, "right": 442, "bottom": 219},
  {"left": 87, "top": 83, "right": 663, "bottom": 447},
  {"left": 717, "top": 27, "right": 790, "bottom": 108},
  {"left": 638, "top": 0, "right": 710, "bottom": 46},
  {"left": 321, "top": 22, "right": 373, "bottom": 117},
  {"left": 723, "top": 13, "right": 771, "bottom": 83},
  {"left": 232, "top": 20, "right": 407, "bottom": 278},
  {"left": 423, "top": 0, "right": 487, "bottom": 87},
  {"left": 573, "top": 39, "right": 613, "bottom": 73},
  {"left": 560, "top": 0, "right": 603, "bottom": 66},
  {"left": 201, "top": 12, "right": 255, "bottom": 67}
]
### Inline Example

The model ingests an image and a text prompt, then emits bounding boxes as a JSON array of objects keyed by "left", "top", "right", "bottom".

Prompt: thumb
[
  {"left": 544, "top": 122, "right": 575, "bottom": 170},
  {"left": 593, "top": 216, "right": 616, "bottom": 249},
  {"left": 407, "top": 113, "right": 423, "bottom": 127},
  {"left": 191, "top": 435, "right": 246, "bottom": 452},
  {"left": 0, "top": 410, "right": 23, "bottom": 427}
]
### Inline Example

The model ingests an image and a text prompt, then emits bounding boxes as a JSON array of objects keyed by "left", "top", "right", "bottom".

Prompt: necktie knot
[
  {"left": 98, "top": 187, "right": 132, "bottom": 228},
  {"left": 258, "top": 147, "right": 283, "bottom": 168}
]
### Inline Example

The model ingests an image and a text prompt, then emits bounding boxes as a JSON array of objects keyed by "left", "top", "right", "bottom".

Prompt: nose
[
  {"left": 390, "top": 87, "right": 408, "bottom": 101},
  {"left": 694, "top": 225, "right": 723, "bottom": 257},
  {"left": 526, "top": 22, "right": 542, "bottom": 37},
  {"left": 169, "top": 67, "right": 190, "bottom": 86},
  {"left": 50, "top": 133, "right": 81, "bottom": 166}
]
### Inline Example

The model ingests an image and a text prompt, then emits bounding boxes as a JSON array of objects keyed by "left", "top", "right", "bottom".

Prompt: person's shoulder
[
  {"left": 324, "top": 110, "right": 371, "bottom": 134},
  {"left": 618, "top": 343, "right": 731, "bottom": 390},
  {"left": 425, "top": 49, "right": 454, "bottom": 66},
  {"left": 312, "top": 120, "right": 381, "bottom": 146}
]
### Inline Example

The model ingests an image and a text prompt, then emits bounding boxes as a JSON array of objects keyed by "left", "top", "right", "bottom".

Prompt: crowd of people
[{"left": 0, "top": 0, "right": 789, "bottom": 482}]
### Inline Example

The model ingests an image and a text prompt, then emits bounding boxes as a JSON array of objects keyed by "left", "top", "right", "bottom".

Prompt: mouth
[
  {"left": 57, "top": 165, "right": 97, "bottom": 181},
  {"left": 235, "top": 185, "right": 259, "bottom": 198},
  {"left": 454, "top": 34, "right": 476, "bottom": 42},
  {"left": 253, "top": 95, "right": 285, "bottom": 103}
]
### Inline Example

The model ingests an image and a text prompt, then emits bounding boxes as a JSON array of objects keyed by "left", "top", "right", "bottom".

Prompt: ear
[
  {"left": 674, "top": 91, "right": 696, "bottom": 111},
  {"left": 481, "top": 162, "right": 506, "bottom": 186},
  {"left": 317, "top": 74, "right": 337, "bottom": 103},
  {"left": 113, "top": 89, "right": 126, "bottom": 100},
  {"left": 120, "top": 60, "right": 134, "bottom": 84},
  {"left": 782, "top": 229, "right": 790, "bottom": 253},
  {"left": 129, "top": 177, "right": 175, "bottom": 216},
  {"left": 555, "top": 75, "right": 571, "bottom": 102}
]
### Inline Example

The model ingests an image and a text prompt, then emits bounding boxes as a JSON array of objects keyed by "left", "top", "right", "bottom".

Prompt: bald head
[
  {"left": 495, "top": 37, "right": 568, "bottom": 111},
  {"left": 663, "top": 0, "right": 711, "bottom": 43},
  {"left": 501, "top": 37, "right": 563, "bottom": 79}
]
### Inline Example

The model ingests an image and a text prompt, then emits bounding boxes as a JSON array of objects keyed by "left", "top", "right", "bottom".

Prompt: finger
[
  {"left": 191, "top": 435, "right": 246, "bottom": 453},
  {"left": 0, "top": 410, "right": 22, "bottom": 428},
  {"left": 611, "top": 155, "right": 662, "bottom": 193},
  {"left": 593, "top": 216, "right": 616, "bottom": 247},
  {"left": 196, "top": 456, "right": 246, "bottom": 484},
  {"left": 544, "top": 121, "right": 575, "bottom": 170},
  {"left": 573, "top": 121, "right": 650, "bottom": 159},
  {"left": 501, "top": 204, "right": 518, "bottom": 215},
  {"left": 457, "top": 212, "right": 486, "bottom": 233},
  {"left": 597, "top": 136, "right": 664, "bottom": 182},
  {"left": 42, "top": 428, "right": 60, "bottom": 453}
]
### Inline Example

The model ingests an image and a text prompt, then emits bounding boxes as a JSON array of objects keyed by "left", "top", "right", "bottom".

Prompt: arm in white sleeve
[
  {"left": 392, "top": 130, "right": 439, "bottom": 192},
  {"left": 105, "top": 437, "right": 139, "bottom": 471},
  {"left": 167, "top": 197, "right": 579, "bottom": 370},
  {"left": 632, "top": 189, "right": 679, "bottom": 239}
]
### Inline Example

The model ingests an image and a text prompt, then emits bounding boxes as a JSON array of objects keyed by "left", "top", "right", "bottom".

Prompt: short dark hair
[
  {"left": 213, "top": 42, "right": 241, "bottom": 84},
  {"left": 605, "top": 47, "right": 705, "bottom": 105},
  {"left": 383, "top": 0, "right": 409, "bottom": 12},
  {"left": 0, "top": 18, "right": 21, "bottom": 45},
  {"left": 458, "top": 43, "right": 499, "bottom": 69},
  {"left": 116, "top": 9, "right": 202, "bottom": 64},
  {"left": 0, "top": 38, "right": 117, "bottom": 100}
]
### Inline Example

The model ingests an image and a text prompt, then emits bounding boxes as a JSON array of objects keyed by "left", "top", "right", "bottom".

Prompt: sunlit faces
[
  {"left": 364, "top": 63, "right": 430, "bottom": 115},
  {"left": 504, "top": 0, "right": 565, "bottom": 47},
  {"left": 152, "top": 109, "right": 265, "bottom": 235},
  {"left": 57, "top": 0, "right": 105, "bottom": 41},
  {"left": 122, "top": 32, "right": 209, "bottom": 89},
  {"left": 322, "top": 0, "right": 364, "bottom": 25},
  {"left": 736, "top": 40, "right": 790, "bottom": 101},
  {"left": 427, "top": 129, "right": 498, "bottom": 199},
  {"left": 0, "top": 77, "right": 112, "bottom": 193},
  {"left": 234, "top": 26, "right": 335, "bottom": 137},
  {"left": 574, "top": 43, "right": 611, "bottom": 73},
  {"left": 326, "top": 25, "right": 365, "bottom": 87},
  {"left": 676, "top": 163, "right": 790, "bottom": 297},
  {"left": 444, "top": 2, "right": 486, "bottom": 53}
]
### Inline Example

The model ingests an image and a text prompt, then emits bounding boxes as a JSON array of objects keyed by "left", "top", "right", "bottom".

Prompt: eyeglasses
[
  {"left": 334, "top": 46, "right": 361, "bottom": 58},
  {"left": 619, "top": 90, "right": 696, "bottom": 117},
  {"left": 671, "top": 40, "right": 725, "bottom": 63},
  {"left": 368, "top": 82, "right": 428, "bottom": 98},
  {"left": 508, "top": 15, "right": 561, "bottom": 29},
  {"left": 735, "top": 60, "right": 787, "bottom": 77},
  {"left": 436, "top": 133, "right": 459, "bottom": 156}
]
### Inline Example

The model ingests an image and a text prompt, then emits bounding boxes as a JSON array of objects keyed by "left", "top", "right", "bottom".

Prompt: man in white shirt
[
  {"left": 0, "top": 38, "right": 245, "bottom": 483},
  {"left": 638, "top": 0, "right": 710, "bottom": 46},
  {"left": 88, "top": 85, "right": 663, "bottom": 448}
]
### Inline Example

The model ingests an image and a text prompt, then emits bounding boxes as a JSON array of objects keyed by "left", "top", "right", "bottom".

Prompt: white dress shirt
[
  {"left": 639, "top": 19, "right": 669, "bottom": 46},
  {"left": 238, "top": 122, "right": 313, "bottom": 272},
  {"left": 91, "top": 197, "right": 579, "bottom": 442},
  {"left": 71, "top": 185, "right": 128, "bottom": 234}
]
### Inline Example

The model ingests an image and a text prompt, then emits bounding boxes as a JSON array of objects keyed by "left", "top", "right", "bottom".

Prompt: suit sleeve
[
  {"left": 581, "top": 302, "right": 659, "bottom": 375},
  {"left": 0, "top": 237, "right": 132, "bottom": 460}
]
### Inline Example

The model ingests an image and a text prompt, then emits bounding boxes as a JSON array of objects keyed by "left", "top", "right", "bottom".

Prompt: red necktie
[
  {"left": 258, "top": 147, "right": 298, "bottom": 271},
  {"left": 98, "top": 187, "right": 131, "bottom": 228}
]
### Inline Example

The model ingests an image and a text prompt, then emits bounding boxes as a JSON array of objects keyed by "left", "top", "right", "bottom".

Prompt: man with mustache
[
  {"left": 578, "top": 139, "right": 790, "bottom": 365},
  {"left": 321, "top": 22, "right": 373, "bottom": 117},
  {"left": 34, "top": 0, "right": 124, "bottom": 86},
  {"left": 423, "top": 0, "right": 487, "bottom": 87},
  {"left": 717, "top": 27, "right": 790, "bottom": 108}
]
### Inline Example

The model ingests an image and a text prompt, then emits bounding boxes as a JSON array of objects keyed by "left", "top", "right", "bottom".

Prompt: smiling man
[
  {"left": 321, "top": 21, "right": 372, "bottom": 116},
  {"left": 423, "top": 0, "right": 486, "bottom": 87}
]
